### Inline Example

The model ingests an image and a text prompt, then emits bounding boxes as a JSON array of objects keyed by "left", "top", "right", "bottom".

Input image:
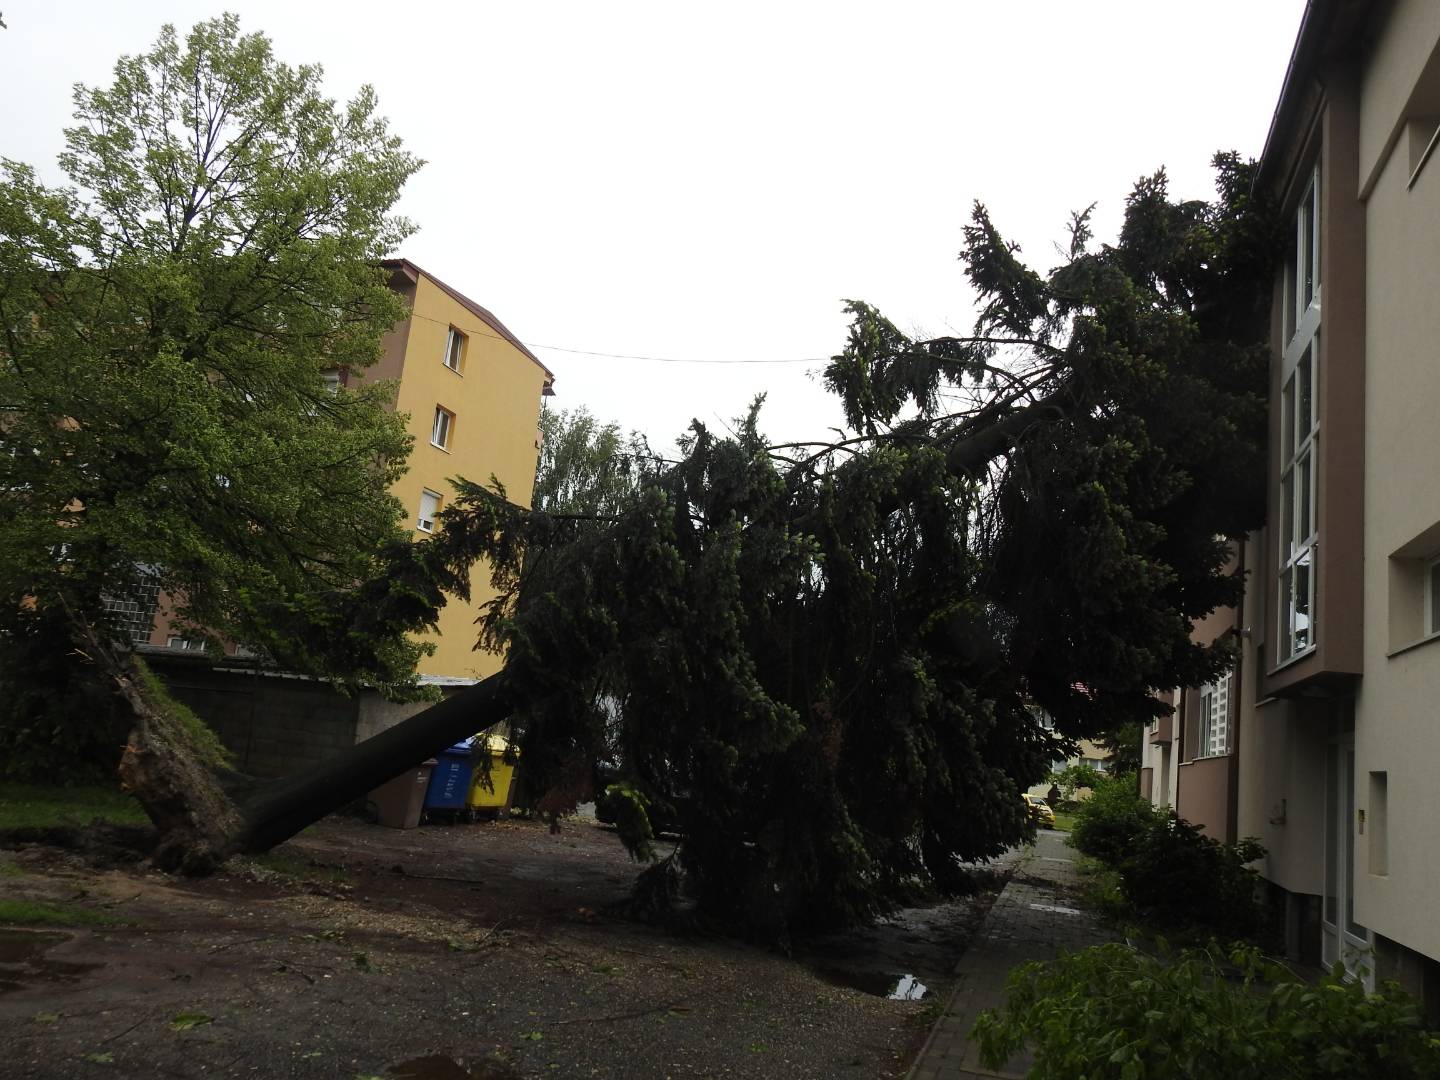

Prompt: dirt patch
[{"left": 0, "top": 816, "right": 1004, "bottom": 1078}]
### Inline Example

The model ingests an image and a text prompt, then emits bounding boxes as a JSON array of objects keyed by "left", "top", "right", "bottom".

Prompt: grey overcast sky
[{"left": 1, "top": 1, "right": 1306, "bottom": 453}]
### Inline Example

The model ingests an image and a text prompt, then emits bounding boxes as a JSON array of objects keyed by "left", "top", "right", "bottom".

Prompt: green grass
[
  {"left": 0, "top": 899, "right": 123, "bottom": 927},
  {"left": 1051, "top": 810, "right": 1077, "bottom": 832},
  {"left": 0, "top": 783, "right": 147, "bottom": 831}
]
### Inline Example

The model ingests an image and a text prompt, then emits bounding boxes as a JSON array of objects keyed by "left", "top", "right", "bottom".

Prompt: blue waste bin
[{"left": 424, "top": 740, "right": 475, "bottom": 813}]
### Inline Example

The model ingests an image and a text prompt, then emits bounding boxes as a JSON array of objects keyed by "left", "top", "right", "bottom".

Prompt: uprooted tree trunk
[
  {"left": 83, "top": 621, "right": 516, "bottom": 872},
  {"left": 112, "top": 660, "right": 248, "bottom": 874}
]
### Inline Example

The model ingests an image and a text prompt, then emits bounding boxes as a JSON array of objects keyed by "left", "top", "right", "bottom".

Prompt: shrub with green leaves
[
  {"left": 1069, "top": 771, "right": 1156, "bottom": 866},
  {"left": 972, "top": 941, "right": 1440, "bottom": 1080},
  {"left": 1070, "top": 772, "right": 1267, "bottom": 939},
  {"left": 1122, "top": 815, "right": 1266, "bottom": 939}
]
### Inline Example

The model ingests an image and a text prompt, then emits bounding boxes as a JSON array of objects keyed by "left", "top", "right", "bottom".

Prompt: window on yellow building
[
  {"left": 431, "top": 405, "right": 454, "bottom": 450},
  {"left": 417, "top": 489, "right": 441, "bottom": 534},
  {"left": 443, "top": 327, "right": 466, "bottom": 373}
]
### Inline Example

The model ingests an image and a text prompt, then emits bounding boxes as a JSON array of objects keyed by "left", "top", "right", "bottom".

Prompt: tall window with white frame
[
  {"left": 443, "top": 327, "right": 466, "bottom": 373},
  {"left": 1279, "top": 169, "right": 1321, "bottom": 662},
  {"left": 1196, "top": 670, "right": 1232, "bottom": 758},
  {"left": 431, "top": 405, "right": 454, "bottom": 450}
]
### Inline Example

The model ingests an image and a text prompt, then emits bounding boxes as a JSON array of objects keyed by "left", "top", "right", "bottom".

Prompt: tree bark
[{"left": 72, "top": 622, "right": 248, "bottom": 875}]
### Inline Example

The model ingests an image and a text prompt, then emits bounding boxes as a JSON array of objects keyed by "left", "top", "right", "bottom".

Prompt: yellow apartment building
[
  {"left": 363, "top": 259, "right": 553, "bottom": 681},
  {"left": 137, "top": 260, "right": 553, "bottom": 774}
]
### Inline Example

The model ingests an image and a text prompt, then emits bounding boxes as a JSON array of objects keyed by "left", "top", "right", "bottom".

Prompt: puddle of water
[
  {"left": 813, "top": 967, "right": 928, "bottom": 1000},
  {"left": 389, "top": 1055, "right": 519, "bottom": 1080},
  {"left": 0, "top": 929, "right": 104, "bottom": 995},
  {"left": 1028, "top": 903, "right": 1083, "bottom": 916},
  {"left": 888, "top": 974, "right": 928, "bottom": 1001}
]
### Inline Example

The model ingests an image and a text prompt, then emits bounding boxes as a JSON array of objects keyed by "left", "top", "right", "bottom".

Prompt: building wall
[
  {"left": 1147, "top": 570, "right": 1237, "bottom": 832},
  {"left": 382, "top": 273, "right": 549, "bottom": 680},
  {"left": 1352, "top": 21, "right": 1440, "bottom": 964},
  {"left": 1231, "top": 1, "right": 1440, "bottom": 979},
  {"left": 1235, "top": 696, "right": 1328, "bottom": 899},
  {"left": 1175, "top": 755, "right": 1231, "bottom": 843},
  {"left": 1357, "top": 0, "right": 1440, "bottom": 192}
]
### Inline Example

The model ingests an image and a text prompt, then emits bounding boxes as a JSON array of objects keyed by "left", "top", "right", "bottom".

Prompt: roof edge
[
  {"left": 380, "top": 258, "right": 556, "bottom": 388},
  {"left": 1257, "top": 1, "right": 1327, "bottom": 190},
  {"left": 1255, "top": 0, "right": 1376, "bottom": 192}
]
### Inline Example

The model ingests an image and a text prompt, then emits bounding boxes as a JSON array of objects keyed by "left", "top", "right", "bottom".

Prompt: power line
[{"left": 405, "top": 310, "right": 828, "bottom": 366}]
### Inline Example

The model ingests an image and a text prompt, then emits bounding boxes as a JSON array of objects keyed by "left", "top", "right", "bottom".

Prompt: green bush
[
  {"left": 1070, "top": 772, "right": 1267, "bottom": 940},
  {"left": 1124, "top": 815, "right": 1267, "bottom": 939},
  {"left": 1069, "top": 771, "right": 1155, "bottom": 866},
  {"left": 972, "top": 941, "right": 1440, "bottom": 1080}
]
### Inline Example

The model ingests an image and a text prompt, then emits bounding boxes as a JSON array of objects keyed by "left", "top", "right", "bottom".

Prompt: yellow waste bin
[{"left": 467, "top": 735, "right": 519, "bottom": 813}]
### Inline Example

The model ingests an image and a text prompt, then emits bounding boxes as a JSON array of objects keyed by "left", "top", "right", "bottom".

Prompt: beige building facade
[{"left": 1147, "top": 0, "right": 1440, "bottom": 1012}]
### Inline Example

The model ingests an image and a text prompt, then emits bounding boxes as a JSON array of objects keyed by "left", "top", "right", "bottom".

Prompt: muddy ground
[{"left": 0, "top": 815, "right": 1005, "bottom": 1079}]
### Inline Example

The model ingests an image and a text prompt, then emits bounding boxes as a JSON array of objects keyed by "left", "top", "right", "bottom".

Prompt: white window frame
[
  {"left": 1279, "top": 168, "right": 1321, "bottom": 664},
  {"left": 1196, "top": 670, "right": 1232, "bottom": 758},
  {"left": 443, "top": 327, "right": 466, "bottom": 373},
  {"left": 431, "top": 405, "right": 454, "bottom": 450},
  {"left": 321, "top": 371, "right": 342, "bottom": 395},
  {"left": 417, "top": 489, "right": 442, "bottom": 534},
  {"left": 166, "top": 636, "right": 203, "bottom": 652}
]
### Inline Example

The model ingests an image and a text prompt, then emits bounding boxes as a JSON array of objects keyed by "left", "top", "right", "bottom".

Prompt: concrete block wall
[
  {"left": 148, "top": 657, "right": 488, "bottom": 780},
  {"left": 150, "top": 658, "right": 360, "bottom": 777}
]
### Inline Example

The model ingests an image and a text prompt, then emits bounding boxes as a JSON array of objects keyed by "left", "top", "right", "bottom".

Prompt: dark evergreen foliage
[{"left": 401, "top": 155, "right": 1277, "bottom": 933}]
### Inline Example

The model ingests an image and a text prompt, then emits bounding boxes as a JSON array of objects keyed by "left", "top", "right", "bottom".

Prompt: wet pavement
[{"left": 905, "top": 829, "right": 1112, "bottom": 1080}]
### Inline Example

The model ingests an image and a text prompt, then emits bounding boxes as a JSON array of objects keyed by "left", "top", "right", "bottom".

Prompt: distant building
[{"left": 1027, "top": 706, "right": 1111, "bottom": 798}]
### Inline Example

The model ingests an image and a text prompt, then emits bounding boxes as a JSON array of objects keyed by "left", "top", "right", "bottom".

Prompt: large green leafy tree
[
  {"left": 0, "top": 17, "right": 422, "bottom": 854},
  {"left": 0, "top": 16, "right": 423, "bottom": 677}
]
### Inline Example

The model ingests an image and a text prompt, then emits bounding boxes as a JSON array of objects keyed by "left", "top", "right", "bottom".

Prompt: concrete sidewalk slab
[{"left": 905, "top": 830, "right": 1112, "bottom": 1080}]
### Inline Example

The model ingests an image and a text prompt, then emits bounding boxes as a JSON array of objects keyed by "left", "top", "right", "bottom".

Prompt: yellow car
[{"left": 1023, "top": 793, "right": 1056, "bottom": 828}]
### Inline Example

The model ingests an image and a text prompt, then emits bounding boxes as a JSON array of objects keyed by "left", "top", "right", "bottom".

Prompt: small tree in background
[{"left": 1047, "top": 762, "right": 1105, "bottom": 804}]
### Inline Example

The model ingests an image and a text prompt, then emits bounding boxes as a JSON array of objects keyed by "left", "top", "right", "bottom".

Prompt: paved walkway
[{"left": 906, "top": 829, "right": 1112, "bottom": 1080}]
